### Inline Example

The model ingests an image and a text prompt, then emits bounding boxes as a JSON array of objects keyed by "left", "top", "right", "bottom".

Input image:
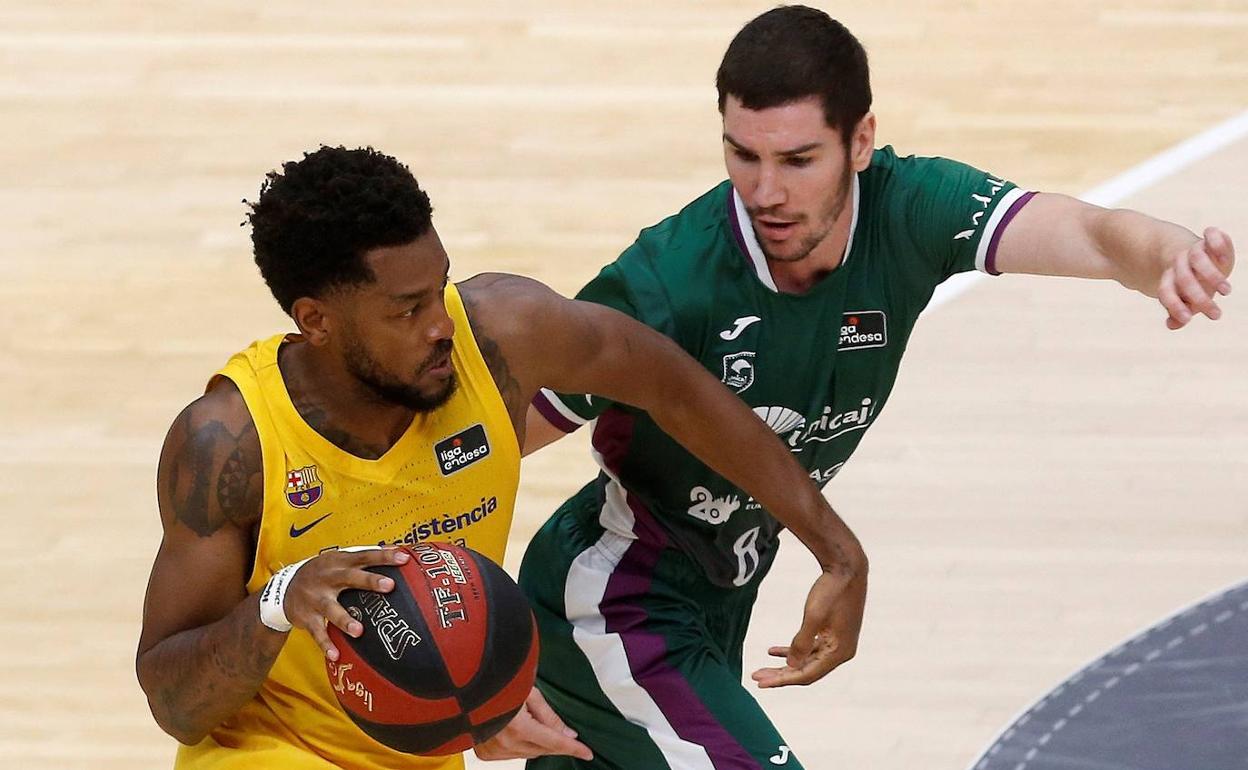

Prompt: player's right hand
[
  {"left": 751, "top": 566, "right": 867, "bottom": 688},
  {"left": 284, "top": 546, "right": 411, "bottom": 661},
  {"left": 1159, "top": 226, "right": 1234, "bottom": 329}
]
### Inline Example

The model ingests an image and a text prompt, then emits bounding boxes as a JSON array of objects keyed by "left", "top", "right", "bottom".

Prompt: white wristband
[
  {"left": 258, "top": 556, "right": 313, "bottom": 632},
  {"left": 257, "top": 547, "right": 386, "bottom": 633}
]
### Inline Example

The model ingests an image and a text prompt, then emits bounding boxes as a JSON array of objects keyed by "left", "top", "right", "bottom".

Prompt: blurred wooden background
[{"left": 1, "top": 2, "right": 1244, "bottom": 768}]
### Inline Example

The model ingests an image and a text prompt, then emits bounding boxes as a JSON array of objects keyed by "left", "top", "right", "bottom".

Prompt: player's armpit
[{"left": 522, "top": 404, "right": 569, "bottom": 456}]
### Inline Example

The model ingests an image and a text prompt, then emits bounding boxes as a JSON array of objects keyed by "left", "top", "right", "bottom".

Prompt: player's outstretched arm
[
  {"left": 460, "top": 273, "right": 869, "bottom": 686},
  {"left": 994, "top": 193, "right": 1235, "bottom": 329},
  {"left": 135, "top": 381, "right": 409, "bottom": 744}
]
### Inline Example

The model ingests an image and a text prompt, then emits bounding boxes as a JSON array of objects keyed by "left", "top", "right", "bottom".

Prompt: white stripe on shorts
[{"left": 564, "top": 527, "right": 717, "bottom": 770}]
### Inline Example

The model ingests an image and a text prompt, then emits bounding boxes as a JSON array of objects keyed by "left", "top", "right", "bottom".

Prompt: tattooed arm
[
  {"left": 136, "top": 380, "right": 407, "bottom": 745},
  {"left": 461, "top": 273, "right": 868, "bottom": 686},
  {"left": 135, "top": 379, "right": 283, "bottom": 744},
  {"left": 459, "top": 278, "right": 527, "bottom": 436},
  {"left": 461, "top": 273, "right": 865, "bottom": 574}
]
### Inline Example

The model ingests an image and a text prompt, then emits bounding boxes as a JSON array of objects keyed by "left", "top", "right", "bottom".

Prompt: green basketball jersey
[{"left": 534, "top": 146, "right": 1032, "bottom": 588}]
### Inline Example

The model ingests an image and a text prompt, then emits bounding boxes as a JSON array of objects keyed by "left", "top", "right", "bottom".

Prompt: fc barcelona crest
[{"left": 286, "top": 465, "right": 324, "bottom": 509}]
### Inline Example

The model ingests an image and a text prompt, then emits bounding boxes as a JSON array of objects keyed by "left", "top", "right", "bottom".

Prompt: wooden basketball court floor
[{"left": 1, "top": 3, "right": 1244, "bottom": 768}]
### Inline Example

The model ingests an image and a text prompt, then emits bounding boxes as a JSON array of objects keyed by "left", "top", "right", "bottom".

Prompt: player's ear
[
  {"left": 849, "top": 112, "right": 875, "bottom": 172},
  {"left": 291, "top": 296, "right": 332, "bottom": 346}
]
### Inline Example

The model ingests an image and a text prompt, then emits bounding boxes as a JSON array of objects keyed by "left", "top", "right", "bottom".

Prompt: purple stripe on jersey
[
  {"left": 593, "top": 410, "right": 671, "bottom": 548},
  {"left": 624, "top": 491, "right": 669, "bottom": 548},
  {"left": 985, "top": 190, "right": 1036, "bottom": 275},
  {"left": 726, "top": 186, "right": 753, "bottom": 270},
  {"left": 591, "top": 408, "right": 633, "bottom": 477},
  {"left": 532, "top": 391, "right": 581, "bottom": 434},
  {"left": 600, "top": 528, "right": 761, "bottom": 770},
  {"left": 592, "top": 406, "right": 674, "bottom": 550}
]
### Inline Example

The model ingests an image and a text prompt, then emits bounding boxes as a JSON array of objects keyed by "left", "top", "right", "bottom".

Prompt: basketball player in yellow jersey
[{"left": 135, "top": 146, "right": 869, "bottom": 770}]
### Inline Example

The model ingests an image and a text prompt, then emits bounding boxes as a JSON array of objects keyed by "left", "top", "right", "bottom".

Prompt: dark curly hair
[
  {"left": 716, "top": 6, "right": 872, "bottom": 144},
  {"left": 245, "top": 145, "right": 434, "bottom": 314}
]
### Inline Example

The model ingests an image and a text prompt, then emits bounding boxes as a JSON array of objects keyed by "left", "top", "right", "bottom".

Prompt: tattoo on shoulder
[
  {"left": 165, "top": 404, "right": 263, "bottom": 537},
  {"left": 477, "top": 329, "right": 523, "bottom": 414},
  {"left": 459, "top": 284, "right": 523, "bottom": 414},
  {"left": 217, "top": 440, "right": 254, "bottom": 515}
]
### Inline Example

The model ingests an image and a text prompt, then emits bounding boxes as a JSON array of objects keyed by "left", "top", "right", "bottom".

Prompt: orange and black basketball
[{"left": 325, "top": 542, "right": 538, "bottom": 755}]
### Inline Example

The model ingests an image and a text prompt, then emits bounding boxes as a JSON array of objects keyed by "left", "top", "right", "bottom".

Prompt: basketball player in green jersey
[{"left": 519, "top": 6, "right": 1236, "bottom": 769}]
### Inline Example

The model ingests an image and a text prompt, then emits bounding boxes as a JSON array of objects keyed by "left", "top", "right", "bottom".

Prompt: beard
[
  {"left": 343, "top": 335, "right": 458, "bottom": 413},
  {"left": 753, "top": 155, "right": 854, "bottom": 264}
]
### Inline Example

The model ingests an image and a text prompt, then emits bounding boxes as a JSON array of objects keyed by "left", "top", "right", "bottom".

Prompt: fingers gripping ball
[{"left": 325, "top": 542, "right": 539, "bottom": 755}]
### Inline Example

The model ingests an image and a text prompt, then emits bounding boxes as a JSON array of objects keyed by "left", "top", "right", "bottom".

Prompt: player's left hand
[
  {"left": 751, "top": 567, "right": 867, "bottom": 688},
  {"left": 1158, "top": 227, "right": 1234, "bottom": 330},
  {"left": 473, "top": 687, "right": 593, "bottom": 762}
]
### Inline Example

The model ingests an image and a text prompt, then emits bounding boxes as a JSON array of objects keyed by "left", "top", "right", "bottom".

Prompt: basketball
[{"left": 325, "top": 542, "right": 539, "bottom": 755}]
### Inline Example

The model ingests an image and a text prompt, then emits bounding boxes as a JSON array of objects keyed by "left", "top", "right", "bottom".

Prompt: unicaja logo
[{"left": 753, "top": 399, "right": 877, "bottom": 452}]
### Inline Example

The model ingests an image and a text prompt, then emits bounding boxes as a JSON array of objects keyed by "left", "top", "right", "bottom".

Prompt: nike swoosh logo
[
  {"left": 720, "top": 315, "right": 761, "bottom": 340},
  {"left": 289, "top": 512, "right": 333, "bottom": 538}
]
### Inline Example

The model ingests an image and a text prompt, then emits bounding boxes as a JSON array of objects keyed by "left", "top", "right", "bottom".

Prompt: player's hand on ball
[
  {"left": 751, "top": 567, "right": 867, "bottom": 688},
  {"left": 473, "top": 687, "right": 593, "bottom": 761},
  {"left": 1159, "top": 227, "right": 1234, "bottom": 330},
  {"left": 284, "top": 547, "right": 411, "bottom": 661}
]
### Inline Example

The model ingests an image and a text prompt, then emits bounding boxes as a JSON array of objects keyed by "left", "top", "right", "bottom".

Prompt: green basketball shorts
[{"left": 518, "top": 484, "right": 803, "bottom": 770}]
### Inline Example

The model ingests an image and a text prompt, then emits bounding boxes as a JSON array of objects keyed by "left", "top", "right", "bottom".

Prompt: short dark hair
[
  {"left": 245, "top": 145, "right": 433, "bottom": 314},
  {"left": 716, "top": 5, "right": 872, "bottom": 144}
]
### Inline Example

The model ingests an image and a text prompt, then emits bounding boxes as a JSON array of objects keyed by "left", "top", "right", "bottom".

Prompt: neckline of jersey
[
  {"left": 728, "top": 173, "right": 860, "bottom": 297},
  {"left": 268, "top": 335, "right": 429, "bottom": 476}
]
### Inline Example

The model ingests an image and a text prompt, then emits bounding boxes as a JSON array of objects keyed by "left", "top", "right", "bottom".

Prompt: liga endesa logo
[
  {"left": 434, "top": 424, "right": 491, "bottom": 476},
  {"left": 838, "top": 311, "right": 887, "bottom": 351}
]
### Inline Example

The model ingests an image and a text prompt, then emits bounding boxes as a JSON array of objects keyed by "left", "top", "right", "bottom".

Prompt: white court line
[
  {"left": 928, "top": 106, "right": 1248, "bottom": 312},
  {"left": 959, "top": 108, "right": 1248, "bottom": 766}
]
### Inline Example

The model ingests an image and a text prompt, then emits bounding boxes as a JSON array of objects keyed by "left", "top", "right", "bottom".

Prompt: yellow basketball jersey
[{"left": 175, "top": 284, "right": 520, "bottom": 770}]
